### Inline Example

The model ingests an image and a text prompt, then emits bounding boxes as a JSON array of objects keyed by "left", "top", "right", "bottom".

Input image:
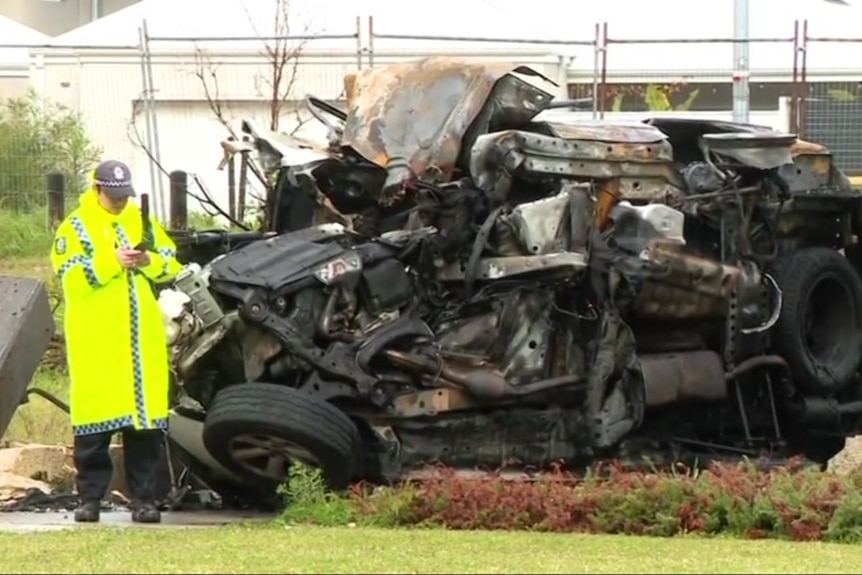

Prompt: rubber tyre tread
[
  {"left": 203, "top": 383, "right": 361, "bottom": 491},
  {"left": 771, "top": 247, "right": 862, "bottom": 394}
]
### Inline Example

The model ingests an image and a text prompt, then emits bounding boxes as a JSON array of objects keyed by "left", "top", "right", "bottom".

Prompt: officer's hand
[
  {"left": 135, "top": 251, "right": 151, "bottom": 267},
  {"left": 117, "top": 249, "right": 142, "bottom": 269}
]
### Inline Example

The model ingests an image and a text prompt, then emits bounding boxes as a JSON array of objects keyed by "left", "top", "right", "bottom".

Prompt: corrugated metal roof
[
  {"left": 0, "top": 14, "right": 49, "bottom": 66},
  {"left": 45, "top": 0, "right": 862, "bottom": 71},
  {"left": 52, "top": 0, "right": 363, "bottom": 51}
]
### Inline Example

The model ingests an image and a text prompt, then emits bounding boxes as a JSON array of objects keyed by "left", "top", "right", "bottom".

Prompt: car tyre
[
  {"left": 771, "top": 247, "right": 862, "bottom": 394},
  {"left": 202, "top": 383, "right": 361, "bottom": 491}
]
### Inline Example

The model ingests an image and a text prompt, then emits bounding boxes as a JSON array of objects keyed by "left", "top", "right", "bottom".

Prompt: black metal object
[
  {"left": 169, "top": 170, "right": 189, "bottom": 230},
  {"left": 46, "top": 171, "right": 66, "bottom": 230},
  {"left": 0, "top": 276, "right": 55, "bottom": 439},
  {"left": 135, "top": 194, "right": 154, "bottom": 252},
  {"left": 26, "top": 388, "right": 69, "bottom": 413},
  {"left": 166, "top": 230, "right": 267, "bottom": 267}
]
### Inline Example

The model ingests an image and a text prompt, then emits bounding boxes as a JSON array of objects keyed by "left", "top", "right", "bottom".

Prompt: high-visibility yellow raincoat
[{"left": 51, "top": 189, "right": 183, "bottom": 436}]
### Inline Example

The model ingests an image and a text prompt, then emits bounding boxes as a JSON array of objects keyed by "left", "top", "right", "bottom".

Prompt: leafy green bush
[
  {"left": 278, "top": 463, "right": 357, "bottom": 526},
  {"left": 0, "top": 90, "right": 101, "bottom": 212},
  {"left": 278, "top": 459, "right": 862, "bottom": 543}
]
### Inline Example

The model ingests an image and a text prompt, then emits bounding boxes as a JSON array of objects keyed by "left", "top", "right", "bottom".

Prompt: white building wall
[{"left": 0, "top": 15, "right": 48, "bottom": 100}]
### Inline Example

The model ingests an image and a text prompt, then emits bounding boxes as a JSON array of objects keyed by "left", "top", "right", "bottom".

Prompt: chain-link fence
[
  {"left": 3, "top": 16, "right": 862, "bottom": 221},
  {"left": 801, "top": 24, "right": 862, "bottom": 177},
  {"left": 0, "top": 38, "right": 116, "bottom": 218},
  {"left": 580, "top": 23, "right": 796, "bottom": 128},
  {"left": 0, "top": 73, "right": 98, "bottom": 214},
  {"left": 136, "top": 21, "right": 363, "bottom": 222}
]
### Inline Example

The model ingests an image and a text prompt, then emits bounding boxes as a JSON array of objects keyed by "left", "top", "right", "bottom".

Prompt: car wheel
[
  {"left": 202, "top": 383, "right": 361, "bottom": 491},
  {"left": 771, "top": 247, "right": 862, "bottom": 395}
]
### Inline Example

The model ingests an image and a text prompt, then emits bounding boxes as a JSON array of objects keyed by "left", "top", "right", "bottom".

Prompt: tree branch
[
  {"left": 191, "top": 42, "right": 238, "bottom": 139},
  {"left": 182, "top": 0, "right": 318, "bottom": 224},
  {"left": 243, "top": 0, "right": 312, "bottom": 134}
]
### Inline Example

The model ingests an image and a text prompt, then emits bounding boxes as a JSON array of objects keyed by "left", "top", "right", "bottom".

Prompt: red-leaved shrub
[{"left": 335, "top": 459, "right": 862, "bottom": 542}]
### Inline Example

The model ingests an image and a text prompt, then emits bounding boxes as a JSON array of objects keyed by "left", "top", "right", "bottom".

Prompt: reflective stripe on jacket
[{"left": 51, "top": 190, "right": 183, "bottom": 436}]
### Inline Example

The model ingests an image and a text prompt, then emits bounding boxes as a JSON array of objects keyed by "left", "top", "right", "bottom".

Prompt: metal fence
[{"left": 3, "top": 16, "right": 862, "bottom": 220}]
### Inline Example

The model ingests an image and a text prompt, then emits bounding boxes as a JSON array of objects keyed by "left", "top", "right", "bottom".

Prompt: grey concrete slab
[{"left": 0, "top": 510, "right": 275, "bottom": 532}]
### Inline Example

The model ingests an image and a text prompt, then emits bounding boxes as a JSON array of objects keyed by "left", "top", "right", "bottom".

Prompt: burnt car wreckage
[{"left": 4, "top": 57, "right": 862, "bottom": 507}]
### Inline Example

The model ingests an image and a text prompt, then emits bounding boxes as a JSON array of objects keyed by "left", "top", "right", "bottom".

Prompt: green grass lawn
[
  {"left": 4, "top": 367, "right": 71, "bottom": 445},
  {"left": 0, "top": 525, "right": 859, "bottom": 574}
]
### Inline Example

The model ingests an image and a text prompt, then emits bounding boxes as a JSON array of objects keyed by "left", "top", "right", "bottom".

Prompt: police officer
[{"left": 51, "top": 160, "right": 183, "bottom": 523}]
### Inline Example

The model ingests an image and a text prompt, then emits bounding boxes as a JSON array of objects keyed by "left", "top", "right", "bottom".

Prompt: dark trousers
[{"left": 73, "top": 427, "right": 164, "bottom": 504}]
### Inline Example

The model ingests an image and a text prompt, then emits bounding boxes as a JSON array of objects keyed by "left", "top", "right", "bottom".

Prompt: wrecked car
[{"left": 161, "top": 57, "right": 862, "bottom": 496}]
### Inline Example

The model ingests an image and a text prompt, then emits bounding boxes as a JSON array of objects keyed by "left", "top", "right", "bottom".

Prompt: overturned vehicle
[{"left": 162, "top": 57, "right": 862, "bottom": 495}]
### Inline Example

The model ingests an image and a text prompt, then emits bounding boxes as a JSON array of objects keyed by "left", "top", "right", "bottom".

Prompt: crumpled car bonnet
[{"left": 340, "top": 57, "right": 559, "bottom": 188}]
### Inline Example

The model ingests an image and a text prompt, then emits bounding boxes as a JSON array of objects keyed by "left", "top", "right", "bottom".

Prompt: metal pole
[
  {"left": 142, "top": 19, "right": 166, "bottom": 223},
  {"left": 592, "top": 23, "right": 600, "bottom": 119},
  {"left": 732, "top": 0, "right": 751, "bottom": 123},
  {"left": 599, "top": 22, "right": 608, "bottom": 120},
  {"left": 790, "top": 20, "right": 799, "bottom": 133},
  {"left": 799, "top": 19, "right": 809, "bottom": 139},
  {"left": 137, "top": 25, "right": 159, "bottom": 221},
  {"left": 367, "top": 15, "right": 375, "bottom": 68},
  {"left": 90, "top": 0, "right": 100, "bottom": 22},
  {"left": 355, "top": 15, "right": 363, "bottom": 70}
]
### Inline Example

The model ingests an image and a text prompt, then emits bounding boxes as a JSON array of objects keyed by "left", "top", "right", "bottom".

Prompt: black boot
[
  {"left": 131, "top": 501, "right": 161, "bottom": 524},
  {"left": 74, "top": 500, "right": 101, "bottom": 523}
]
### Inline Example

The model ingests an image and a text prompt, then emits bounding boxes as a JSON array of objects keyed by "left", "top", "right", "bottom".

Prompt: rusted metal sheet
[
  {"left": 343, "top": 72, "right": 358, "bottom": 104},
  {"left": 237, "top": 324, "right": 283, "bottom": 382},
  {"left": 617, "top": 177, "right": 684, "bottom": 202},
  {"left": 0, "top": 276, "right": 55, "bottom": 440},
  {"left": 633, "top": 240, "right": 741, "bottom": 320},
  {"left": 537, "top": 122, "right": 674, "bottom": 163},
  {"left": 799, "top": 154, "right": 831, "bottom": 177},
  {"left": 639, "top": 351, "right": 727, "bottom": 408},
  {"left": 702, "top": 133, "right": 795, "bottom": 170},
  {"left": 436, "top": 253, "right": 589, "bottom": 283},
  {"left": 808, "top": 155, "right": 832, "bottom": 176},
  {"left": 791, "top": 138, "right": 829, "bottom": 157},
  {"left": 595, "top": 178, "right": 620, "bottom": 232},
  {"left": 341, "top": 57, "right": 557, "bottom": 183},
  {"left": 541, "top": 120, "right": 669, "bottom": 144},
  {"left": 777, "top": 154, "right": 834, "bottom": 192},
  {"left": 469, "top": 128, "right": 686, "bottom": 202},
  {"left": 389, "top": 388, "right": 476, "bottom": 418}
]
